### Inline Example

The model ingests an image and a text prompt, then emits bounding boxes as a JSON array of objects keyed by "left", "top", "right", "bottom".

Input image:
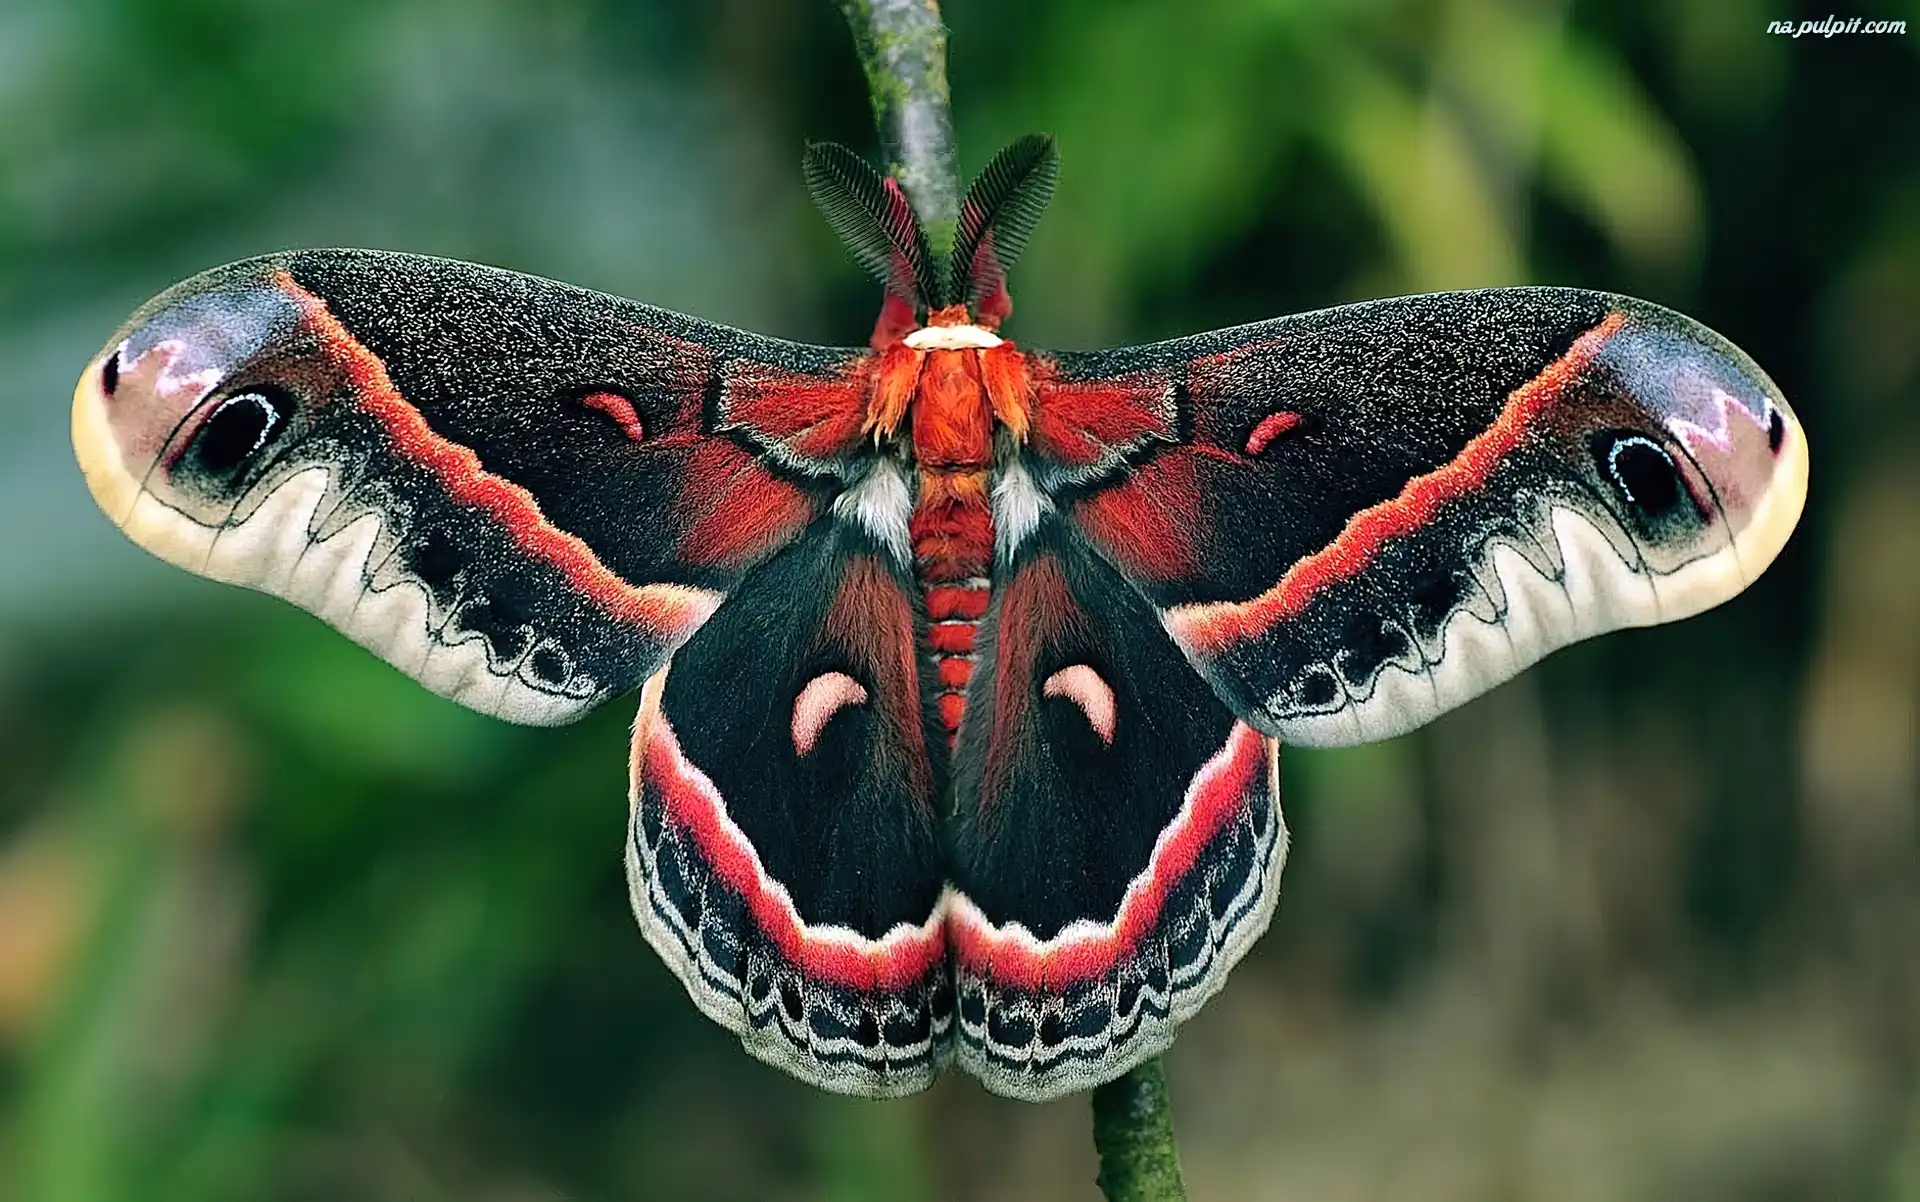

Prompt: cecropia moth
[{"left": 69, "top": 136, "right": 1807, "bottom": 1100}]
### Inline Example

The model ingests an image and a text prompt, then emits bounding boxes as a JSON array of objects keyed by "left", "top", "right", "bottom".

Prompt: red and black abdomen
[
  {"left": 910, "top": 471, "right": 993, "bottom": 741},
  {"left": 905, "top": 348, "right": 1000, "bottom": 745}
]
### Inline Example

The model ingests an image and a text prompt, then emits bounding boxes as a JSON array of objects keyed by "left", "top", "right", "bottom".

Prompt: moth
[{"left": 70, "top": 136, "right": 1807, "bottom": 1101}]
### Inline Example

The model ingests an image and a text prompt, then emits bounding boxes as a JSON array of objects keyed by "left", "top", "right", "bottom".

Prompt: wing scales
[
  {"left": 628, "top": 509, "right": 953, "bottom": 1097},
  {"left": 1026, "top": 288, "right": 1808, "bottom": 746},
  {"left": 946, "top": 517, "right": 1286, "bottom": 1100},
  {"left": 73, "top": 250, "right": 873, "bottom": 724}
]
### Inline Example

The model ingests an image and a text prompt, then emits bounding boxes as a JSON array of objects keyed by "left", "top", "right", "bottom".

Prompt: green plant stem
[
  {"left": 834, "top": 0, "right": 961, "bottom": 259},
  {"left": 1091, "top": 1058, "right": 1188, "bottom": 1201}
]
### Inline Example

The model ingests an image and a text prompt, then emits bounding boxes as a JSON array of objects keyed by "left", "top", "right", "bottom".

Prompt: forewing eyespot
[
  {"left": 189, "top": 386, "right": 293, "bottom": 476},
  {"left": 1595, "top": 432, "right": 1683, "bottom": 517}
]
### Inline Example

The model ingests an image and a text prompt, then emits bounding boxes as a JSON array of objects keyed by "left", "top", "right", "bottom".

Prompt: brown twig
[{"left": 834, "top": 0, "right": 961, "bottom": 259}]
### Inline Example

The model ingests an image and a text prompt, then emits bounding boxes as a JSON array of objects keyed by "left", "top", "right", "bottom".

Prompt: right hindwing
[{"left": 945, "top": 516, "right": 1286, "bottom": 1101}]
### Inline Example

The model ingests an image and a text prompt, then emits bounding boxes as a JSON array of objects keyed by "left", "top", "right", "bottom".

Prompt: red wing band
[{"left": 950, "top": 725, "right": 1285, "bottom": 1101}]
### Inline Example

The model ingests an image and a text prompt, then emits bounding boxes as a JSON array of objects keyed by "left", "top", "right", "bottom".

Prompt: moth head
[
  {"left": 71, "top": 260, "right": 317, "bottom": 563},
  {"left": 1552, "top": 300, "right": 1807, "bottom": 617}
]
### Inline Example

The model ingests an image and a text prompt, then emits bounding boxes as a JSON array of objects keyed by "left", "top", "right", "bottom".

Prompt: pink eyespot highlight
[
  {"left": 1043, "top": 664, "right": 1116, "bottom": 745},
  {"left": 791, "top": 671, "right": 869, "bottom": 756}
]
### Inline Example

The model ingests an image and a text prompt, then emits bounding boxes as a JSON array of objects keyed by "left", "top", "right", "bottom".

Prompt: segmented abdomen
[{"left": 910, "top": 470, "right": 993, "bottom": 743}]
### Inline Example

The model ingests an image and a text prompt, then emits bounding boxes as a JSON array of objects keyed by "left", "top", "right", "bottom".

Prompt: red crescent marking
[
  {"left": 951, "top": 722, "right": 1270, "bottom": 988},
  {"left": 1169, "top": 312, "right": 1629, "bottom": 655},
  {"left": 791, "top": 671, "right": 868, "bottom": 756},
  {"left": 276, "top": 272, "right": 717, "bottom": 639},
  {"left": 641, "top": 716, "right": 944, "bottom": 991},
  {"left": 582, "top": 390, "right": 645, "bottom": 442},
  {"left": 1042, "top": 664, "right": 1116, "bottom": 745},
  {"left": 1242, "top": 410, "right": 1302, "bottom": 455}
]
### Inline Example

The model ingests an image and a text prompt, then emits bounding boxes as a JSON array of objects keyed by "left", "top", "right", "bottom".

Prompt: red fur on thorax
[
  {"left": 980, "top": 344, "right": 1032, "bottom": 440},
  {"left": 913, "top": 350, "right": 995, "bottom": 469},
  {"left": 909, "top": 487, "right": 992, "bottom": 581},
  {"left": 866, "top": 343, "right": 921, "bottom": 439}
]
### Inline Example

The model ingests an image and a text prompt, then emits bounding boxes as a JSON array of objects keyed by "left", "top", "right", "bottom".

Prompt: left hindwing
[
  {"left": 1019, "top": 288, "right": 1808, "bottom": 747},
  {"left": 628, "top": 501, "right": 953, "bottom": 1098},
  {"left": 947, "top": 517, "right": 1285, "bottom": 1101}
]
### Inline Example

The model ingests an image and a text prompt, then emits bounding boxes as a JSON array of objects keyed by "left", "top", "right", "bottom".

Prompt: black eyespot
[
  {"left": 529, "top": 645, "right": 569, "bottom": 686},
  {"left": 1297, "top": 670, "right": 1338, "bottom": 708},
  {"left": 1038, "top": 1009, "right": 1065, "bottom": 1048},
  {"left": 1767, "top": 407, "right": 1785, "bottom": 453},
  {"left": 190, "top": 387, "right": 291, "bottom": 474},
  {"left": 100, "top": 350, "right": 119, "bottom": 397},
  {"left": 1595, "top": 432, "right": 1682, "bottom": 515},
  {"left": 410, "top": 528, "right": 465, "bottom": 593}
]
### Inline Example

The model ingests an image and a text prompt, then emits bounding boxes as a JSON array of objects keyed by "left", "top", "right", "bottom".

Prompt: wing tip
[
  {"left": 1731, "top": 399, "right": 1811, "bottom": 588},
  {"left": 71, "top": 352, "right": 143, "bottom": 530}
]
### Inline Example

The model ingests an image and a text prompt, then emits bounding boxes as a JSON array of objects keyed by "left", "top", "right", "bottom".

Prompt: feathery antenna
[
  {"left": 805, "top": 141, "right": 944, "bottom": 311},
  {"left": 951, "top": 134, "right": 1060, "bottom": 318}
]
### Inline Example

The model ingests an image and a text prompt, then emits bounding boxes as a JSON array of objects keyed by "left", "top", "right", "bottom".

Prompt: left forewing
[{"left": 72, "top": 249, "right": 874, "bottom": 725}]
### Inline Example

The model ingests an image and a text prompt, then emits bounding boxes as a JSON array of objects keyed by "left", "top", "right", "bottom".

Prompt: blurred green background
[{"left": 0, "top": 0, "right": 1915, "bottom": 1198}]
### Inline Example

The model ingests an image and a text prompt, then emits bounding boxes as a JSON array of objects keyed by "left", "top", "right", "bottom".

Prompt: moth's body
[
  {"left": 69, "top": 137, "right": 1808, "bottom": 1101},
  {"left": 865, "top": 311, "right": 1030, "bottom": 739}
]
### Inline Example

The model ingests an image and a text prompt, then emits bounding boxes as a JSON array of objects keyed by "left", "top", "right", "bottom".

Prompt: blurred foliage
[{"left": 0, "top": 0, "right": 1915, "bottom": 1199}]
